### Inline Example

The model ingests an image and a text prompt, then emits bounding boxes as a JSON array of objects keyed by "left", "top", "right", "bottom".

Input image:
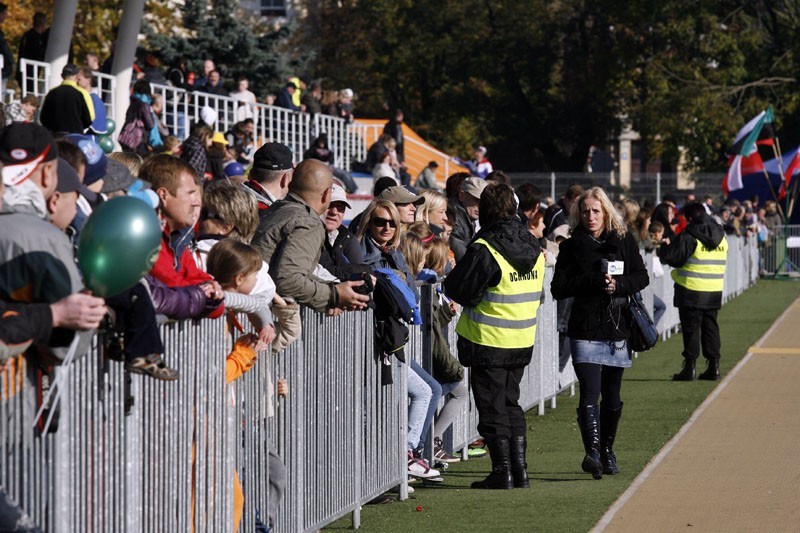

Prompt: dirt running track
[{"left": 594, "top": 298, "right": 800, "bottom": 533}]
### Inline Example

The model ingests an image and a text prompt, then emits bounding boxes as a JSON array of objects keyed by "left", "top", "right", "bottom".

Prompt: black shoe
[
  {"left": 672, "top": 359, "right": 696, "bottom": 381},
  {"left": 509, "top": 435, "right": 530, "bottom": 488},
  {"left": 577, "top": 406, "right": 603, "bottom": 479},
  {"left": 698, "top": 359, "right": 721, "bottom": 381},
  {"left": 471, "top": 436, "right": 513, "bottom": 489},
  {"left": 600, "top": 403, "right": 623, "bottom": 475}
]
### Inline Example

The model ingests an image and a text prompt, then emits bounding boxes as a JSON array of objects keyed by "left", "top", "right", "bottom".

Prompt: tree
[
  {"left": 295, "top": 0, "right": 800, "bottom": 173},
  {"left": 142, "top": 0, "right": 303, "bottom": 99}
]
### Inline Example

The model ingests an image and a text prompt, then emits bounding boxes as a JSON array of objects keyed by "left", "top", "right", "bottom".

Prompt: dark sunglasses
[{"left": 371, "top": 216, "right": 396, "bottom": 228}]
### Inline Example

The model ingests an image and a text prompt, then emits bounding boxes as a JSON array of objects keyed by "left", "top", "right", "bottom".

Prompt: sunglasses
[
  {"left": 371, "top": 216, "right": 396, "bottom": 229},
  {"left": 200, "top": 207, "right": 224, "bottom": 222}
]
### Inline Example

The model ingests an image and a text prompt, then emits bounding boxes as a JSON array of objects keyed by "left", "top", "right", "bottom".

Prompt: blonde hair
[
  {"left": 406, "top": 221, "right": 434, "bottom": 243},
  {"left": 358, "top": 200, "right": 403, "bottom": 248},
  {"left": 108, "top": 151, "right": 143, "bottom": 178},
  {"left": 202, "top": 180, "right": 260, "bottom": 243},
  {"left": 415, "top": 189, "right": 447, "bottom": 224},
  {"left": 398, "top": 233, "right": 426, "bottom": 277},
  {"left": 569, "top": 187, "right": 627, "bottom": 236},
  {"left": 621, "top": 197, "right": 640, "bottom": 228},
  {"left": 206, "top": 239, "right": 262, "bottom": 288},
  {"left": 424, "top": 237, "right": 450, "bottom": 276}
]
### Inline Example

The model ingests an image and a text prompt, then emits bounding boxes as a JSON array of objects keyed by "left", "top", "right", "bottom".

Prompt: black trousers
[
  {"left": 470, "top": 366, "right": 526, "bottom": 439},
  {"left": 678, "top": 307, "right": 721, "bottom": 362}
]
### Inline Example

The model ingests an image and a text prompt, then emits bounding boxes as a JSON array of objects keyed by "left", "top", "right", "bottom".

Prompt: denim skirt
[{"left": 570, "top": 338, "right": 632, "bottom": 368}]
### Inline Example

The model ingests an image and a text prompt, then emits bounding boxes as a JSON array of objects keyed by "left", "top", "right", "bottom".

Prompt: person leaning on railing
[
  {"left": 444, "top": 182, "right": 545, "bottom": 490},
  {"left": 251, "top": 159, "right": 370, "bottom": 316}
]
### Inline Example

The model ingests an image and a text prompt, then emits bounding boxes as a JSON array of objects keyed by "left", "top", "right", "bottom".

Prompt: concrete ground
[{"left": 595, "top": 298, "right": 800, "bottom": 533}]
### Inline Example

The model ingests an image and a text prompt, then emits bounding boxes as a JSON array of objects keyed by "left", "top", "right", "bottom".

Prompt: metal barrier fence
[
  {"left": 1, "top": 236, "right": 758, "bottom": 532},
  {"left": 760, "top": 225, "right": 800, "bottom": 277}
]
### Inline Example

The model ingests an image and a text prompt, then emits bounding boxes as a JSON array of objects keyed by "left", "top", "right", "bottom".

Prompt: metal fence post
[
  {"left": 551, "top": 172, "right": 556, "bottom": 201},
  {"left": 656, "top": 172, "right": 662, "bottom": 203}
]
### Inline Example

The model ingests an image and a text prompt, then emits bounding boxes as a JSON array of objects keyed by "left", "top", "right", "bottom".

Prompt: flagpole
[
  {"left": 771, "top": 140, "right": 788, "bottom": 221},
  {"left": 761, "top": 167, "right": 785, "bottom": 220}
]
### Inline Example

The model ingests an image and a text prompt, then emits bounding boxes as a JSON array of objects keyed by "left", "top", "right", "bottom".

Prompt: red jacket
[{"left": 150, "top": 226, "right": 225, "bottom": 319}]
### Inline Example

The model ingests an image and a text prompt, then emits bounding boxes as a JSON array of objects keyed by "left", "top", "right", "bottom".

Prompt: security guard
[
  {"left": 658, "top": 202, "right": 728, "bottom": 381},
  {"left": 444, "top": 182, "right": 544, "bottom": 490}
]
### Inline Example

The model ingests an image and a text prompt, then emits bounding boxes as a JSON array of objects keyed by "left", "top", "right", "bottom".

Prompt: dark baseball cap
[
  {"left": 101, "top": 158, "right": 137, "bottom": 194},
  {"left": 0, "top": 123, "right": 58, "bottom": 186},
  {"left": 252, "top": 142, "right": 294, "bottom": 172},
  {"left": 56, "top": 158, "right": 83, "bottom": 194}
]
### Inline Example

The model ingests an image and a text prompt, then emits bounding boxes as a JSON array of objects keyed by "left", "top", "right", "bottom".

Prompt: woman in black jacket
[{"left": 551, "top": 187, "right": 649, "bottom": 479}]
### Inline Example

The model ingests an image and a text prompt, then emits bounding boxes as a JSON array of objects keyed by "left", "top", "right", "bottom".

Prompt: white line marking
[{"left": 591, "top": 294, "right": 799, "bottom": 532}]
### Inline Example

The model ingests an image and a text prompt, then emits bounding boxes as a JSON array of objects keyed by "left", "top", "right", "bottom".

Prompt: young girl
[{"left": 205, "top": 238, "right": 288, "bottom": 530}]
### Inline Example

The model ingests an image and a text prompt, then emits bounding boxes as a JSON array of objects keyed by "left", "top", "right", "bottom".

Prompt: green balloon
[
  {"left": 77, "top": 197, "right": 162, "bottom": 298},
  {"left": 105, "top": 117, "right": 116, "bottom": 135},
  {"left": 98, "top": 135, "right": 115, "bottom": 154}
]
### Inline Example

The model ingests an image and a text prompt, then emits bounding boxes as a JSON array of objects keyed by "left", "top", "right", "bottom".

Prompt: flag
[
  {"left": 728, "top": 108, "right": 775, "bottom": 156},
  {"left": 723, "top": 151, "right": 765, "bottom": 193},
  {"left": 726, "top": 146, "right": 800, "bottom": 202}
]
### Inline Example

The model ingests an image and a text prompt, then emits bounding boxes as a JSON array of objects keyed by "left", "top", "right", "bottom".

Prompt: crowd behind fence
[
  {"left": 19, "top": 59, "right": 368, "bottom": 171},
  {"left": 0, "top": 235, "right": 758, "bottom": 532}
]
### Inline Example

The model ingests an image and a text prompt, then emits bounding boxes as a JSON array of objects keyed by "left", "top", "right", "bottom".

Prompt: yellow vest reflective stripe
[
  {"left": 672, "top": 235, "right": 728, "bottom": 292},
  {"left": 456, "top": 238, "right": 545, "bottom": 349}
]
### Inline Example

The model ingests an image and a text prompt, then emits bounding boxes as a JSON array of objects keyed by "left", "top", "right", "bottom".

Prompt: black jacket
[
  {"left": 658, "top": 215, "right": 726, "bottom": 309},
  {"left": 448, "top": 198, "right": 475, "bottom": 263},
  {"left": 0, "top": 300, "right": 52, "bottom": 360},
  {"left": 39, "top": 84, "right": 92, "bottom": 134},
  {"left": 551, "top": 227, "right": 649, "bottom": 341},
  {"left": 444, "top": 219, "right": 542, "bottom": 368},
  {"left": 319, "top": 226, "right": 371, "bottom": 280}
]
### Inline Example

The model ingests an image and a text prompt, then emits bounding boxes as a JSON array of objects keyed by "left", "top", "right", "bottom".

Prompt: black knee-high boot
[
  {"left": 577, "top": 405, "right": 603, "bottom": 480},
  {"left": 600, "top": 402, "right": 623, "bottom": 475},
  {"left": 471, "top": 436, "right": 513, "bottom": 489},
  {"left": 509, "top": 435, "right": 529, "bottom": 488}
]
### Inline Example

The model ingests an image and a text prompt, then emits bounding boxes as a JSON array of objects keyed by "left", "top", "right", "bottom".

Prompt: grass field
[{"left": 326, "top": 280, "right": 800, "bottom": 532}]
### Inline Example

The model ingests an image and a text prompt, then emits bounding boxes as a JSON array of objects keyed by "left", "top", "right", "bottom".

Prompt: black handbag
[{"left": 627, "top": 292, "right": 658, "bottom": 352}]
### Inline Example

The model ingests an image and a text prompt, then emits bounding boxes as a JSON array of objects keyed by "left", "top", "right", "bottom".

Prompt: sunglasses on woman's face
[{"left": 372, "top": 216, "right": 396, "bottom": 228}]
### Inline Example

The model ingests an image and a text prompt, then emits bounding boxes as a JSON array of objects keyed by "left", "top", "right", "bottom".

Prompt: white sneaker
[{"left": 407, "top": 452, "right": 441, "bottom": 479}]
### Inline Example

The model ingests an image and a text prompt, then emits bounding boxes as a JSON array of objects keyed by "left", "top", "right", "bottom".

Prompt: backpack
[{"left": 118, "top": 118, "right": 144, "bottom": 151}]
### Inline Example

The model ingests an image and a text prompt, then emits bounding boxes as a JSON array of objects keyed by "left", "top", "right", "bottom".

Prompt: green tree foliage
[
  {"left": 142, "top": 0, "right": 302, "bottom": 99},
  {"left": 297, "top": 0, "right": 800, "bottom": 172}
]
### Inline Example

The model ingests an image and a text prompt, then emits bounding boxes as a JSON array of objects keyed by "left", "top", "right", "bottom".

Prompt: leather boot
[
  {"left": 471, "top": 436, "right": 513, "bottom": 489},
  {"left": 576, "top": 406, "right": 603, "bottom": 480},
  {"left": 672, "top": 359, "right": 696, "bottom": 381},
  {"left": 509, "top": 435, "right": 529, "bottom": 488},
  {"left": 698, "top": 359, "right": 721, "bottom": 381},
  {"left": 600, "top": 403, "right": 623, "bottom": 475}
]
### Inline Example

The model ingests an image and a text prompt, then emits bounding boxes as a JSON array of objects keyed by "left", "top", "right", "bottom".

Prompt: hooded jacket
[
  {"left": 551, "top": 226, "right": 649, "bottom": 341},
  {"left": 444, "top": 218, "right": 542, "bottom": 367},
  {"left": 658, "top": 214, "right": 726, "bottom": 309}
]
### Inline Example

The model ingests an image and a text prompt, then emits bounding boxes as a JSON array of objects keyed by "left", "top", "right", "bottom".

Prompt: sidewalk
[{"left": 595, "top": 298, "right": 800, "bottom": 532}]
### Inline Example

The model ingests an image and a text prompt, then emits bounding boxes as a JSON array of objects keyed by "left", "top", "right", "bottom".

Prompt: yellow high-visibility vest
[
  {"left": 672, "top": 235, "right": 728, "bottom": 292},
  {"left": 456, "top": 238, "right": 545, "bottom": 349}
]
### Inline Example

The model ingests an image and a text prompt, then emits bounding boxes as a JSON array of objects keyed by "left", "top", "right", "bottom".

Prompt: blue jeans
[
  {"left": 410, "top": 360, "right": 441, "bottom": 451},
  {"left": 434, "top": 379, "right": 468, "bottom": 440},
  {"left": 406, "top": 362, "right": 432, "bottom": 450}
]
